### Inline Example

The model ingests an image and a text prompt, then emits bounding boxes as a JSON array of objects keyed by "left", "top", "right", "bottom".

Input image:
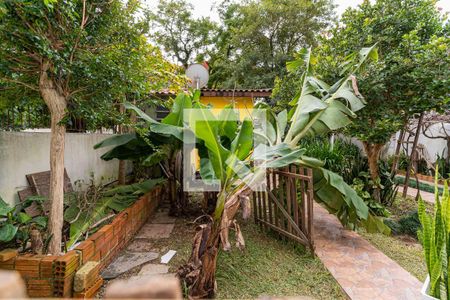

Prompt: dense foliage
[
  {"left": 274, "top": 0, "right": 450, "bottom": 201},
  {"left": 147, "top": 0, "right": 217, "bottom": 69},
  {"left": 147, "top": 0, "right": 335, "bottom": 88},
  {"left": 0, "top": 0, "right": 183, "bottom": 130}
]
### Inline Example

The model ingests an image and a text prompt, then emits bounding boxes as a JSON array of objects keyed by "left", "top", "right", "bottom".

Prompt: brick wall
[{"left": 0, "top": 185, "right": 163, "bottom": 298}]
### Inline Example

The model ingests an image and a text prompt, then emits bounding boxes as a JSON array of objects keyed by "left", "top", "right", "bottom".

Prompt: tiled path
[
  {"left": 99, "top": 204, "right": 178, "bottom": 295},
  {"left": 401, "top": 186, "right": 436, "bottom": 203},
  {"left": 313, "top": 203, "right": 422, "bottom": 300}
]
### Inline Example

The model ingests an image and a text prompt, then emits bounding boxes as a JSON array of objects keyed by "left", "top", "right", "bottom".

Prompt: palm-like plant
[
  {"left": 99, "top": 45, "right": 387, "bottom": 297},
  {"left": 94, "top": 91, "right": 199, "bottom": 215}
]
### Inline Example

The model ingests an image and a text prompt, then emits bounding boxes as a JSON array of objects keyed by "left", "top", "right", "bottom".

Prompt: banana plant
[
  {"left": 418, "top": 167, "right": 450, "bottom": 299},
  {"left": 94, "top": 91, "right": 198, "bottom": 215},
  {"left": 118, "top": 45, "right": 387, "bottom": 298}
]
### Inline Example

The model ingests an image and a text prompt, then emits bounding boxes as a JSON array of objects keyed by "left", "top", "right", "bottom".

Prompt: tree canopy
[
  {"left": 0, "top": 0, "right": 183, "bottom": 130},
  {"left": 209, "top": 0, "right": 335, "bottom": 88},
  {"left": 273, "top": 0, "right": 449, "bottom": 199},
  {"left": 0, "top": 0, "right": 184, "bottom": 253},
  {"left": 147, "top": 0, "right": 335, "bottom": 89},
  {"left": 147, "top": 0, "right": 218, "bottom": 69}
]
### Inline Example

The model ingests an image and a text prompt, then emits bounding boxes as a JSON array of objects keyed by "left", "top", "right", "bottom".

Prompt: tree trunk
[
  {"left": 362, "top": 142, "right": 384, "bottom": 202},
  {"left": 403, "top": 113, "right": 424, "bottom": 198},
  {"left": 390, "top": 120, "right": 408, "bottom": 177},
  {"left": 118, "top": 103, "right": 126, "bottom": 185},
  {"left": 39, "top": 62, "right": 67, "bottom": 255}
]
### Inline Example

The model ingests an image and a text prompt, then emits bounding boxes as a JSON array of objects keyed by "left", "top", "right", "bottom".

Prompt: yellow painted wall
[{"left": 200, "top": 96, "right": 254, "bottom": 118}]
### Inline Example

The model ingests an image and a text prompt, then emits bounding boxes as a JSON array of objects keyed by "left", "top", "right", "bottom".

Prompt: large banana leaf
[
  {"left": 67, "top": 178, "right": 165, "bottom": 248},
  {"left": 94, "top": 133, "right": 137, "bottom": 150},
  {"left": 162, "top": 93, "right": 192, "bottom": 126},
  {"left": 189, "top": 108, "right": 230, "bottom": 182},
  {"left": 285, "top": 45, "right": 377, "bottom": 145},
  {"left": 230, "top": 118, "right": 253, "bottom": 160}
]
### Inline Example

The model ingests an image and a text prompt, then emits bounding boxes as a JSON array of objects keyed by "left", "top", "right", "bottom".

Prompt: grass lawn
[
  {"left": 163, "top": 195, "right": 345, "bottom": 299},
  {"left": 359, "top": 194, "right": 428, "bottom": 281},
  {"left": 216, "top": 221, "right": 345, "bottom": 299}
]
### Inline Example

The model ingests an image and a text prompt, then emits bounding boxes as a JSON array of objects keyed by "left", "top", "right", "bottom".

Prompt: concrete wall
[
  {"left": 0, "top": 132, "right": 130, "bottom": 205},
  {"left": 384, "top": 123, "right": 450, "bottom": 162}
]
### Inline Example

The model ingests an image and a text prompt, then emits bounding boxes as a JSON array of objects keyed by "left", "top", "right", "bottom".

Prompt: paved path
[
  {"left": 313, "top": 203, "right": 422, "bottom": 300},
  {"left": 100, "top": 204, "right": 178, "bottom": 295},
  {"left": 401, "top": 186, "right": 436, "bottom": 203}
]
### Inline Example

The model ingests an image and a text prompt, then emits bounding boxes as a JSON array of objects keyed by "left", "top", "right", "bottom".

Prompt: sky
[{"left": 145, "top": 0, "right": 450, "bottom": 19}]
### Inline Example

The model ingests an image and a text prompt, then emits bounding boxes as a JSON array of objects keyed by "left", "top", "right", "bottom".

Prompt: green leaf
[
  {"left": 217, "top": 106, "right": 238, "bottom": 140},
  {"left": 200, "top": 158, "right": 218, "bottom": 184},
  {"left": 231, "top": 118, "right": 253, "bottom": 160},
  {"left": 64, "top": 205, "right": 80, "bottom": 223},
  {"left": 189, "top": 109, "right": 230, "bottom": 182},
  {"left": 276, "top": 110, "right": 288, "bottom": 142},
  {"left": 150, "top": 123, "right": 184, "bottom": 141},
  {"left": 32, "top": 216, "right": 47, "bottom": 228},
  {"left": 18, "top": 212, "right": 31, "bottom": 224},
  {"left": 0, "top": 224, "right": 17, "bottom": 242},
  {"left": 162, "top": 93, "right": 192, "bottom": 126},
  {"left": 0, "top": 198, "right": 13, "bottom": 216},
  {"left": 124, "top": 103, "right": 158, "bottom": 124},
  {"left": 266, "top": 148, "right": 305, "bottom": 168},
  {"left": 94, "top": 133, "right": 136, "bottom": 149}
]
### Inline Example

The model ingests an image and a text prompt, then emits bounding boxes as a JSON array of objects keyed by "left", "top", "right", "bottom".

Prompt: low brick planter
[
  {"left": 398, "top": 170, "right": 445, "bottom": 185},
  {"left": 0, "top": 185, "right": 163, "bottom": 298}
]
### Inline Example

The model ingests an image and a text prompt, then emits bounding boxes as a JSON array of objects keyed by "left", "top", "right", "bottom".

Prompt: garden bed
[
  {"left": 397, "top": 170, "right": 446, "bottom": 185},
  {"left": 0, "top": 185, "right": 163, "bottom": 298}
]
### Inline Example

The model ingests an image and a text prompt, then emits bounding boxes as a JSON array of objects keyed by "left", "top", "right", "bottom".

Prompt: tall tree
[
  {"left": 147, "top": 0, "right": 218, "bottom": 69},
  {"left": 208, "top": 0, "right": 335, "bottom": 88},
  {"left": 306, "top": 0, "right": 449, "bottom": 201},
  {"left": 0, "top": 0, "right": 181, "bottom": 254}
]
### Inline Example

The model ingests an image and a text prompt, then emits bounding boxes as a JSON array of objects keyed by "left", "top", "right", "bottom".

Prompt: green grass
[{"left": 216, "top": 222, "right": 345, "bottom": 299}]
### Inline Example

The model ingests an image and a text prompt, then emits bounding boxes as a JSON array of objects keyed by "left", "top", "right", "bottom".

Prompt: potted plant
[{"left": 418, "top": 167, "right": 449, "bottom": 300}]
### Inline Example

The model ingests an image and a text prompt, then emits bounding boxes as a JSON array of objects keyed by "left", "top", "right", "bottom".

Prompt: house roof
[{"left": 152, "top": 88, "right": 272, "bottom": 98}]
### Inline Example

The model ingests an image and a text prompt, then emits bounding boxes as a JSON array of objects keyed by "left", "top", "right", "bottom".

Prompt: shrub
[{"left": 418, "top": 175, "right": 450, "bottom": 298}]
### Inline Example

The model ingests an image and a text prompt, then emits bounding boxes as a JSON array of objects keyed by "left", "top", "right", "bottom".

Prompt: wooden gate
[{"left": 253, "top": 165, "right": 315, "bottom": 254}]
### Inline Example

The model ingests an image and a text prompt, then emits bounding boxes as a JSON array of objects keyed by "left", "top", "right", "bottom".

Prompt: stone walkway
[
  {"left": 313, "top": 203, "right": 423, "bottom": 300},
  {"left": 401, "top": 186, "right": 436, "bottom": 203},
  {"left": 99, "top": 204, "right": 178, "bottom": 294}
]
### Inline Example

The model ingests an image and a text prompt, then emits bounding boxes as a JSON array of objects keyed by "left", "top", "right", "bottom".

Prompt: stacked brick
[
  {"left": 0, "top": 185, "right": 163, "bottom": 298},
  {"left": 73, "top": 262, "right": 103, "bottom": 298}
]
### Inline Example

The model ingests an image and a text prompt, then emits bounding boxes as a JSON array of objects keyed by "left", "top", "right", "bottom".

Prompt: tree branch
[{"left": 1, "top": 78, "right": 39, "bottom": 92}]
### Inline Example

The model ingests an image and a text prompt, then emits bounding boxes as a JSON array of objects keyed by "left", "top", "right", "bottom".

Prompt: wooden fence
[{"left": 253, "top": 165, "right": 315, "bottom": 254}]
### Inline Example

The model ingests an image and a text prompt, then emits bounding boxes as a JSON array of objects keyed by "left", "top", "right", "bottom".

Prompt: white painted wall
[
  {"left": 339, "top": 123, "right": 449, "bottom": 162},
  {"left": 0, "top": 132, "right": 131, "bottom": 205},
  {"left": 384, "top": 123, "right": 450, "bottom": 161}
]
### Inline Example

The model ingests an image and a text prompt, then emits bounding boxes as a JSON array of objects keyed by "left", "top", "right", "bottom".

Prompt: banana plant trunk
[{"left": 180, "top": 186, "right": 252, "bottom": 298}]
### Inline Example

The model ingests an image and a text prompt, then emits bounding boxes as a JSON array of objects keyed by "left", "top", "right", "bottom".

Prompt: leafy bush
[
  {"left": 352, "top": 177, "right": 390, "bottom": 217},
  {"left": 378, "top": 161, "right": 399, "bottom": 207},
  {"left": 300, "top": 136, "right": 367, "bottom": 184},
  {"left": 64, "top": 178, "right": 165, "bottom": 248},
  {"left": 435, "top": 152, "right": 450, "bottom": 179},
  {"left": 418, "top": 175, "right": 450, "bottom": 298},
  {"left": 0, "top": 197, "right": 47, "bottom": 251},
  {"left": 398, "top": 211, "right": 421, "bottom": 238},
  {"left": 301, "top": 136, "right": 398, "bottom": 207}
]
